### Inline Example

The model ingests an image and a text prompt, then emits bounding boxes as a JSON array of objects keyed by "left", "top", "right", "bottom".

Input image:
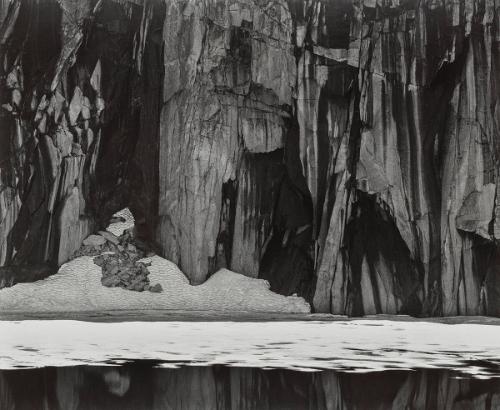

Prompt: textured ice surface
[{"left": 1, "top": 320, "right": 500, "bottom": 378}]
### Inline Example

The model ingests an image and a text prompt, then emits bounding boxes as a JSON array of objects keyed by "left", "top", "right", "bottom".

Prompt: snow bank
[
  {"left": 0, "top": 255, "right": 309, "bottom": 313},
  {"left": 0, "top": 205, "right": 309, "bottom": 314},
  {"left": 0, "top": 208, "right": 309, "bottom": 313}
]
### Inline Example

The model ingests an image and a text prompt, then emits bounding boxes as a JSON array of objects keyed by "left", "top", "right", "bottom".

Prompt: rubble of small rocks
[
  {"left": 93, "top": 253, "right": 161, "bottom": 293},
  {"left": 74, "top": 221, "right": 162, "bottom": 293}
]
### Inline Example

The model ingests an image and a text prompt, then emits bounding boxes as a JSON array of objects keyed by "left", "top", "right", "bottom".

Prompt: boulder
[
  {"left": 149, "top": 283, "right": 163, "bottom": 293},
  {"left": 82, "top": 234, "right": 106, "bottom": 247},
  {"left": 98, "top": 230, "right": 120, "bottom": 245},
  {"left": 93, "top": 251, "right": 157, "bottom": 293}
]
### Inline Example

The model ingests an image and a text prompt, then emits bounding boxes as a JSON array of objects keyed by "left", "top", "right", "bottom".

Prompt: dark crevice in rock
[
  {"left": 9, "top": 1, "right": 62, "bottom": 94},
  {"left": 230, "top": 150, "right": 286, "bottom": 279},
  {"left": 314, "top": 88, "right": 333, "bottom": 238},
  {"left": 210, "top": 178, "right": 238, "bottom": 275},
  {"left": 345, "top": 192, "right": 424, "bottom": 317},
  {"left": 259, "top": 230, "right": 315, "bottom": 304},
  {"left": 90, "top": 1, "right": 144, "bottom": 224},
  {"left": 316, "top": 0, "right": 352, "bottom": 49},
  {"left": 127, "top": 0, "right": 164, "bottom": 243},
  {"left": 259, "top": 118, "right": 315, "bottom": 303},
  {"left": 483, "top": 243, "right": 500, "bottom": 316}
]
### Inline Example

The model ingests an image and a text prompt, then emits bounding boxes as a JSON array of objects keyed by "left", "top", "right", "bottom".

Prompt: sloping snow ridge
[{"left": 0, "top": 209, "right": 310, "bottom": 314}]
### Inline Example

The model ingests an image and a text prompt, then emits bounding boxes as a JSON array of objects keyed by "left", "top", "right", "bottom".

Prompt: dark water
[{"left": 2, "top": 363, "right": 500, "bottom": 409}]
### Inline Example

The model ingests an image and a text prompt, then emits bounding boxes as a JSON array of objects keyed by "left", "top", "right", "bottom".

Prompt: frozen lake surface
[{"left": 2, "top": 318, "right": 500, "bottom": 378}]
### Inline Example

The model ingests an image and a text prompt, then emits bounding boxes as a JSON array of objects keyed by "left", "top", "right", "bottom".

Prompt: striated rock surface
[{"left": 1, "top": 0, "right": 499, "bottom": 316}]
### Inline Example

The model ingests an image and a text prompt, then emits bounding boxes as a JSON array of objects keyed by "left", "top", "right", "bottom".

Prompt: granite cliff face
[{"left": 1, "top": 0, "right": 499, "bottom": 316}]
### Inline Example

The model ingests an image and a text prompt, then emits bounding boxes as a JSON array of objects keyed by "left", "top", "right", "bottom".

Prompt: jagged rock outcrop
[
  {"left": 308, "top": 0, "right": 500, "bottom": 317},
  {"left": 0, "top": 0, "right": 163, "bottom": 266},
  {"left": 1, "top": 0, "right": 499, "bottom": 316}
]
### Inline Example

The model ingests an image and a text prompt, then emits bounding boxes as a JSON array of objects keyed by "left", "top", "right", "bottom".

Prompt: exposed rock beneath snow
[
  {"left": 82, "top": 235, "right": 106, "bottom": 247},
  {"left": 73, "top": 208, "right": 162, "bottom": 293},
  {"left": 98, "top": 230, "right": 120, "bottom": 246},
  {"left": 149, "top": 283, "right": 163, "bottom": 293},
  {"left": 94, "top": 253, "right": 156, "bottom": 292}
]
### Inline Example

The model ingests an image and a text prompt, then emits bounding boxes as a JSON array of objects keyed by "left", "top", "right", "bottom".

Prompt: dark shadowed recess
[
  {"left": 2, "top": 363, "right": 500, "bottom": 409},
  {"left": 344, "top": 192, "right": 424, "bottom": 317},
  {"left": 1, "top": 1, "right": 63, "bottom": 267},
  {"left": 86, "top": 0, "right": 164, "bottom": 238},
  {"left": 0, "top": 0, "right": 164, "bottom": 274},
  {"left": 259, "top": 118, "right": 315, "bottom": 303}
]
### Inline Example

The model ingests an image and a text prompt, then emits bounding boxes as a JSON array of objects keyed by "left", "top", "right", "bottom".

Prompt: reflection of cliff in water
[{"left": 2, "top": 364, "right": 500, "bottom": 410}]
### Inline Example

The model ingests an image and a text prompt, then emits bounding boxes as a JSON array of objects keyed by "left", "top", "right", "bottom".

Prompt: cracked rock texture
[{"left": 1, "top": 0, "right": 499, "bottom": 316}]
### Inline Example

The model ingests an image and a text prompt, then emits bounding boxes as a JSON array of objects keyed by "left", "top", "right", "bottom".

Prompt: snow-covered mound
[
  {"left": 0, "top": 208, "right": 310, "bottom": 313},
  {"left": 0, "top": 255, "right": 309, "bottom": 313},
  {"left": 0, "top": 208, "right": 312, "bottom": 314}
]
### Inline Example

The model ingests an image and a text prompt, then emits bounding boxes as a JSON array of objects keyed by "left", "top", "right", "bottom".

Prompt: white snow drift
[
  {"left": 0, "top": 255, "right": 310, "bottom": 313},
  {"left": 0, "top": 209, "right": 310, "bottom": 314}
]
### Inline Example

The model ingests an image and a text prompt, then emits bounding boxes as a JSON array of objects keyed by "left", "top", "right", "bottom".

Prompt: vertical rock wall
[
  {"left": 0, "top": 0, "right": 98, "bottom": 266},
  {"left": 1, "top": 0, "right": 499, "bottom": 317},
  {"left": 157, "top": 0, "right": 296, "bottom": 284},
  {"left": 309, "top": 0, "right": 500, "bottom": 316},
  {"left": 0, "top": 0, "right": 163, "bottom": 267}
]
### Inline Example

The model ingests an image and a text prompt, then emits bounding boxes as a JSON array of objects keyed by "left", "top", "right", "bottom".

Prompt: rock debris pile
[
  {"left": 74, "top": 217, "right": 163, "bottom": 293},
  {"left": 94, "top": 254, "right": 161, "bottom": 293}
]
